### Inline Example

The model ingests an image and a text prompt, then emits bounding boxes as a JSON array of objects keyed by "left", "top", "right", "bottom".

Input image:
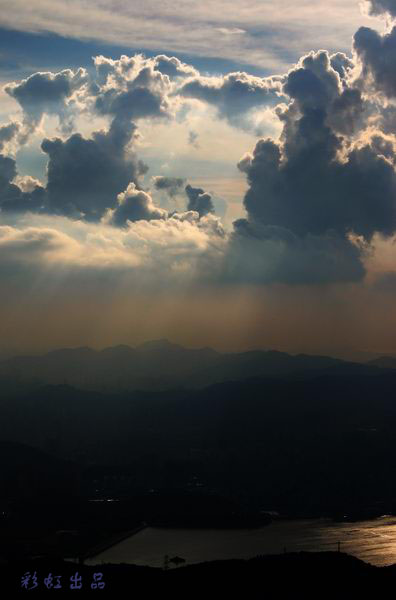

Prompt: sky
[{"left": 0, "top": 0, "right": 396, "bottom": 359}]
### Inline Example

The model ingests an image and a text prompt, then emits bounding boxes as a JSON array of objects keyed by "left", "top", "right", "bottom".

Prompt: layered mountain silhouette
[
  {"left": 2, "top": 341, "right": 396, "bottom": 521},
  {"left": 0, "top": 339, "right": 384, "bottom": 393}
]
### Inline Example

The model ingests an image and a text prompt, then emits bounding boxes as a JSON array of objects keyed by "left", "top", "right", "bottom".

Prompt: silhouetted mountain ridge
[{"left": 0, "top": 340, "right": 367, "bottom": 392}]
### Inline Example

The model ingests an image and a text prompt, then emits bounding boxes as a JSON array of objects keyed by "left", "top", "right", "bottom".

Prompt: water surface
[{"left": 87, "top": 516, "right": 396, "bottom": 567}]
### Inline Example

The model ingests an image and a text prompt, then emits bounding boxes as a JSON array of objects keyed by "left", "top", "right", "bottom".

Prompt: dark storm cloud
[
  {"left": 0, "top": 121, "right": 20, "bottom": 152},
  {"left": 104, "top": 183, "right": 167, "bottom": 227},
  {"left": 240, "top": 116, "right": 396, "bottom": 240},
  {"left": 0, "top": 154, "right": 16, "bottom": 186},
  {"left": 178, "top": 71, "right": 283, "bottom": 129},
  {"left": 366, "top": 0, "right": 396, "bottom": 18},
  {"left": 354, "top": 26, "right": 396, "bottom": 97},
  {"left": 185, "top": 184, "right": 215, "bottom": 218},
  {"left": 369, "top": 133, "right": 396, "bottom": 161},
  {"left": 41, "top": 117, "right": 144, "bottom": 221},
  {"left": 223, "top": 219, "right": 365, "bottom": 285},
  {"left": 376, "top": 104, "right": 396, "bottom": 134},
  {"left": 1, "top": 185, "right": 46, "bottom": 214},
  {"left": 328, "top": 88, "right": 365, "bottom": 136},
  {"left": 152, "top": 176, "right": 186, "bottom": 197},
  {"left": 231, "top": 49, "right": 396, "bottom": 283},
  {"left": 0, "top": 154, "right": 45, "bottom": 213}
]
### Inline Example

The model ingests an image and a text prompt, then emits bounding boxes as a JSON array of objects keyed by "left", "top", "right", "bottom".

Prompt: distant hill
[
  {"left": 367, "top": 356, "right": 396, "bottom": 370},
  {"left": 0, "top": 339, "right": 374, "bottom": 393},
  {"left": 0, "top": 440, "right": 82, "bottom": 504}
]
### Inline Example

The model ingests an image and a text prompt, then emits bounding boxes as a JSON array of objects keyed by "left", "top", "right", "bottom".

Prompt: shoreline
[{"left": 78, "top": 523, "right": 147, "bottom": 562}]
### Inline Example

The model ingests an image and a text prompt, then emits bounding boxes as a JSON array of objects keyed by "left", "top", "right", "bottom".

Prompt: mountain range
[{"left": 0, "top": 339, "right": 392, "bottom": 393}]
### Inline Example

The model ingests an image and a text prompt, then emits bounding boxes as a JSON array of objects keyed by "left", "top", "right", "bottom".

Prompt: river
[{"left": 85, "top": 515, "right": 396, "bottom": 567}]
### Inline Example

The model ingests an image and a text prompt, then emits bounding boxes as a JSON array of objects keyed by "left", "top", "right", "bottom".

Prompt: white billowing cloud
[
  {"left": 0, "top": 212, "right": 226, "bottom": 287},
  {"left": 178, "top": 71, "right": 284, "bottom": 132},
  {"left": 12, "top": 174, "right": 44, "bottom": 193},
  {"left": 91, "top": 54, "right": 176, "bottom": 123}
]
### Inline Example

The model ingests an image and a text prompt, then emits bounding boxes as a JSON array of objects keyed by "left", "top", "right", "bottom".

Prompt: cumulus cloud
[
  {"left": 12, "top": 175, "right": 44, "bottom": 194},
  {"left": 0, "top": 224, "right": 75, "bottom": 268},
  {"left": 354, "top": 26, "right": 396, "bottom": 98},
  {"left": 0, "top": 112, "right": 147, "bottom": 221},
  {"left": 241, "top": 129, "right": 396, "bottom": 240},
  {"left": 153, "top": 55, "right": 198, "bottom": 79},
  {"left": 92, "top": 54, "right": 174, "bottom": 124},
  {"left": 185, "top": 184, "right": 215, "bottom": 218},
  {"left": 231, "top": 48, "right": 396, "bottom": 283},
  {"left": 152, "top": 176, "right": 186, "bottom": 198},
  {"left": 178, "top": 71, "right": 284, "bottom": 131},
  {"left": 0, "top": 154, "right": 16, "bottom": 187},
  {"left": 41, "top": 118, "right": 145, "bottom": 221},
  {"left": 0, "top": 121, "right": 22, "bottom": 154},
  {"left": 0, "top": 211, "right": 225, "bottom": 290},
  {"left": 329, "top": 52, "right": 355, "bottom": 81},
  {"left": 5, "top": 68, "right": 88, "bottom": 136},
  {"left": 364, "top": 0, "right": 396, "bottom": 18},
  {"left": 2, "top": 53, "right": 186, "bottom": 149},
  {"left": 104, "top": 182, "right": 168, "bottom": 227},
  {"left": 283, "top": 51, "right": 342, "bottom": 111},
  {"left": 0, "top": 154, "right": 45, "bottom": 214}
]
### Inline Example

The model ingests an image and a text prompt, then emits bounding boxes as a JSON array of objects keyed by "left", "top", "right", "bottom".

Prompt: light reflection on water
[{"left": 87, "top": 516, "right": 396, "bottom": 568}]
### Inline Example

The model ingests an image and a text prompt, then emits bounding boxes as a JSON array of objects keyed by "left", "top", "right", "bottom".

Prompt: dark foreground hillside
[
  {"left": 3, "top": 362, "right": 396, "bottom": 572},
  {"left": 3, "top": 368, "right": 396, "bottom": 518},
  {"left": 6, "top": 552, "right": 396, "bottom": 598}
]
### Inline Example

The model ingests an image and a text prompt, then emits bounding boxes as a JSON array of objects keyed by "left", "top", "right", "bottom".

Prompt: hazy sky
[{"left": 1, "top": 0, "right": 396, "bottom": 358}]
